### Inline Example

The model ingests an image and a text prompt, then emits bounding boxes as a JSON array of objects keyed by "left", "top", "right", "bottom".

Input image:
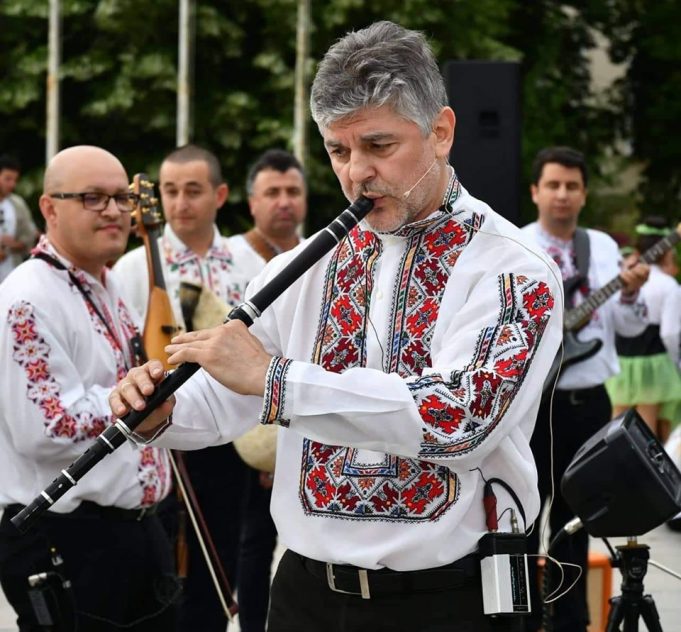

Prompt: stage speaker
[
  {"left": 561, "top": 408, "right": 681, "bottom": 537},
  {"left": 443, "top": 60, "right": 521, "bottom": 225}
]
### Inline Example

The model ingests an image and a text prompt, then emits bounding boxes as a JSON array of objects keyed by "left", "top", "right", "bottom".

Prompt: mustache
[{"left": 355, "top": 184, "right": 397, "bottom": 199}]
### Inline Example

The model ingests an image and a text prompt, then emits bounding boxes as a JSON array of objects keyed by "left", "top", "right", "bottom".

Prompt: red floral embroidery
[
  {"left": 419, "top": 395, "right": 465, "bottom": 435},
  {"left": 300, "top": 215, "right": 472, "bottom": 522},
  {"left": 25, "top": 359, "right": 49, "bottom": 382},
  {"left": 413, "top": 274, "right": 554, "bottom": 458},
  {"left": 9, "top": 301, "right": 114, "bottom": 442}
]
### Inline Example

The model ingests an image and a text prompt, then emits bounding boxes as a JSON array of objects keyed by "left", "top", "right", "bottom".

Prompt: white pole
[
  {"left": 46, "top": 0, "right": 61, "bottom": 162},
  {"left": 293, "top": 0, "right": 311, "bottom": 171},
  {"left": 177, "top": 0, "right": 195, "bottom": 146}
]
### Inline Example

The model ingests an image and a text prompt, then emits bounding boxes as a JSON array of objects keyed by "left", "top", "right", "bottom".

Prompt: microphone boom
[{"left": 12, "top": 196, "right": 374, "bottom": 532}]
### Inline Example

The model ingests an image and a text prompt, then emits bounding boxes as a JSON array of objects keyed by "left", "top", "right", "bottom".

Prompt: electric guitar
[{"left": 543, "top": 223, "right": 681, "bottom": 393}]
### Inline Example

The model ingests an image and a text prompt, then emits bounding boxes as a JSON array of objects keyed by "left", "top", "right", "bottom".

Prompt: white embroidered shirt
[
  {"left": 147, "top": 176, "right": 563, "bottom": 570},
  {"left": 0, "top": 237, "right": 171, "bottom": 512},
  {"left": 112, "top": 224, "right": 264, "bottom": 325}
]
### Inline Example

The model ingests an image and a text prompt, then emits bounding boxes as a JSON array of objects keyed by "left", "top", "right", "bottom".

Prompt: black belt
[
  {"left": 294, "top": 551, "right": 479, "bottom": 599},
  {"left": 6, "top": 501, "right": 158, "bottom": 523}
]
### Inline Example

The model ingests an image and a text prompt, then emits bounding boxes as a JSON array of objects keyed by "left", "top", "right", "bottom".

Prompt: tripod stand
[{"left": 605, "top": 537, "right": 662, "bottom": 632}]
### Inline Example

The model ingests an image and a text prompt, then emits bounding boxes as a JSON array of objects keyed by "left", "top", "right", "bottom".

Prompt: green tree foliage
[
  {"left": 509, "top": 3, "right": 610, "bottom": 225},
  {"left": 2, "top": 0, "right": 676, "bottom": 237},
  {"left": 0, "top": 0, "right": 518, "bottom": 233},
  {"left": 0, "top": 1, "right": 49, "bottom": 201},
  {"left": 584, "top": 0, "right": 681, "bottom": 224}
]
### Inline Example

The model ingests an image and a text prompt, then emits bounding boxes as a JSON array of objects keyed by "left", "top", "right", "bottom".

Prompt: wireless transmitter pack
[{"left": 479, "top": 532, "right": 530, "bottom": 616}]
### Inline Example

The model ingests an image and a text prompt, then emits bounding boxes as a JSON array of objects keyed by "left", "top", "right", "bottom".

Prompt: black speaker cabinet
[
  {"left": 443, "top": 60, "right": 521, "bottom": 225},
  {"left": 561, "top": 408, "right": 681, "bottom": 537}
]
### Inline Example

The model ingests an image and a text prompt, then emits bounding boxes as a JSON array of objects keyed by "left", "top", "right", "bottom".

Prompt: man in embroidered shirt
[
  {"left": 0, "top": 154, "right": 39, "bottom": 283},
  {"left": 521, "top": 146, "right": 649, "bottom": 632},
  {"left": 114, "top": 144, "right": 265, "bottom": 632},
  {"left": 114, "top": 144, "right": 262, "bottom": 320},
  {"left": 110, "top": 22, "right": 563, "bottom": 631},
  {"left": 0, "top": 145, "right": 176, "bottom": 631}
]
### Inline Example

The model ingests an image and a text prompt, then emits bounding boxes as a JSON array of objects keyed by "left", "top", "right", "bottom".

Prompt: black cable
[
  {"left": 601, "top": 537, "right": 618, "bottom": 561},
  {"left": 485, "top": 477, "right": 527, "bottom": 529},
  {"left": 540, "top": 529, "right": 572, "bottom": 632},
  {"left": 547, "top": 517, "right": 583, "bottom": 554},
  {"left": 542, "top": 518, "right": 583, "bottom": 632}
]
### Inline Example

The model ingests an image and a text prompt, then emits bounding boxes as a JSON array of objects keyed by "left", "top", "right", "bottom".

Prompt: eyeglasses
[{"left": 50, "top": 192, "right": 139, "bottom": 213}]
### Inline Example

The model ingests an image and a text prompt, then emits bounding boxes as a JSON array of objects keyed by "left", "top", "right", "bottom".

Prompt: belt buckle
[{"left": 325, "top": 563, "right": 371, "bottom": 599}]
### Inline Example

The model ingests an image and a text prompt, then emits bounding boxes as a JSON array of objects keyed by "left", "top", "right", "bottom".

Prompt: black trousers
[
  {"left": 236, "top": 468, "right": 277, "bottom": 632},
  {"left": 0, "top": 505, "right": 178, "bottom": 631},
  {"left": 526, "top": 385, "right": 612, "bottom": 632},
  {"left": 177, "top": 443, "right": 247, "bottom": 632},
  {"left": 267, "top": 550, "right": 524, "bottom": 632}
]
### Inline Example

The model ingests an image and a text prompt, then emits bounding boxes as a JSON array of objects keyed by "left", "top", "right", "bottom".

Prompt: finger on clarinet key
[{"left": 109, "top": 388, "right": 130, "bottom": 417}]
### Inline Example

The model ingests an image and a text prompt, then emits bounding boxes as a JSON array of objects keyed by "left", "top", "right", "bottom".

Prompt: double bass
[{"left": 130, "top": 174, "right": 238, "bottom": 621}]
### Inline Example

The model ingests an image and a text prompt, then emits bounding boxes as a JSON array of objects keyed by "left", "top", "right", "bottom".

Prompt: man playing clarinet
[{"left": 110, "top": 21, "right": 563, "bottom": 631}]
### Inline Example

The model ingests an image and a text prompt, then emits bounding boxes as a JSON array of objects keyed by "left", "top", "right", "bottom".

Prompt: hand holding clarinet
[
  {"left": 110, "top": 320, "right": 273, "bottom": 434},
  {"left": 11, "top": 196, "right": 373, "bottom": 532}
]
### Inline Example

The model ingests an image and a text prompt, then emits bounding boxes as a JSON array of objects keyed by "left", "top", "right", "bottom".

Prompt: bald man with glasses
[{"left": 0, "top": 146, "right": 178, "bottom": 631}]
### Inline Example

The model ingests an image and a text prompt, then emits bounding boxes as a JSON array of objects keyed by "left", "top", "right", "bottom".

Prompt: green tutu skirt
[{"left": 606, "top": 353, "right": 681, "bottom": 415}]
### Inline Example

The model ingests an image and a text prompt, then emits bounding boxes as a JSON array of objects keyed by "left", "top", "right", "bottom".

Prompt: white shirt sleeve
[{"left": 2, "top": 298, "right": 118, "bottom": 461}]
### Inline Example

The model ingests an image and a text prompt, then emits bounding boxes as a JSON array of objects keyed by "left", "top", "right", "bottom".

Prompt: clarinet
[{"left": 12, "top": 196, "right": 374, "bottom": 533}]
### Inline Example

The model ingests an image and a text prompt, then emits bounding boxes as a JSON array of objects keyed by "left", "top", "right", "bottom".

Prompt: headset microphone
[{"left": 403, "top": 159, "right": 438, "bottom": 199}]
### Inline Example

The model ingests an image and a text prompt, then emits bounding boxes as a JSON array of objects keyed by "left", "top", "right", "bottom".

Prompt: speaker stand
[{"left": 605, "top": 538, "right": 662, "bottom": 632}]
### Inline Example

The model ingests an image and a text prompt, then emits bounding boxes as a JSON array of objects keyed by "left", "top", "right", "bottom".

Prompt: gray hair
[{"left": 310, "top": 21, "right": 448, "bottom": 136}]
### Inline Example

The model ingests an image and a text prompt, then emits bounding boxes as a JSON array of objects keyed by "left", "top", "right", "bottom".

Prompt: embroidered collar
[
  {"left": 163, "top": 224, "right": 234, "bottom": 266},
  {"left": 31, "top": 235, "right": 132, "bottom": 368},
  {"left": 31, "top": 235, "right": 108, "bottom": 291},
  {"left": 535, "top": 224, "right": 575, "bottom": 249}
]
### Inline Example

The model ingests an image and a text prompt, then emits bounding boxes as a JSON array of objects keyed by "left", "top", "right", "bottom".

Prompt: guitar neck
[
  {"left": 564, "top": 229, "right": 680, "bottom": 332},
  {"left": 144, "top": 227, "right": 167, "bottom": 292},
  {"left": 564, "top": 278, "right": 622, "bottom": 330}
]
